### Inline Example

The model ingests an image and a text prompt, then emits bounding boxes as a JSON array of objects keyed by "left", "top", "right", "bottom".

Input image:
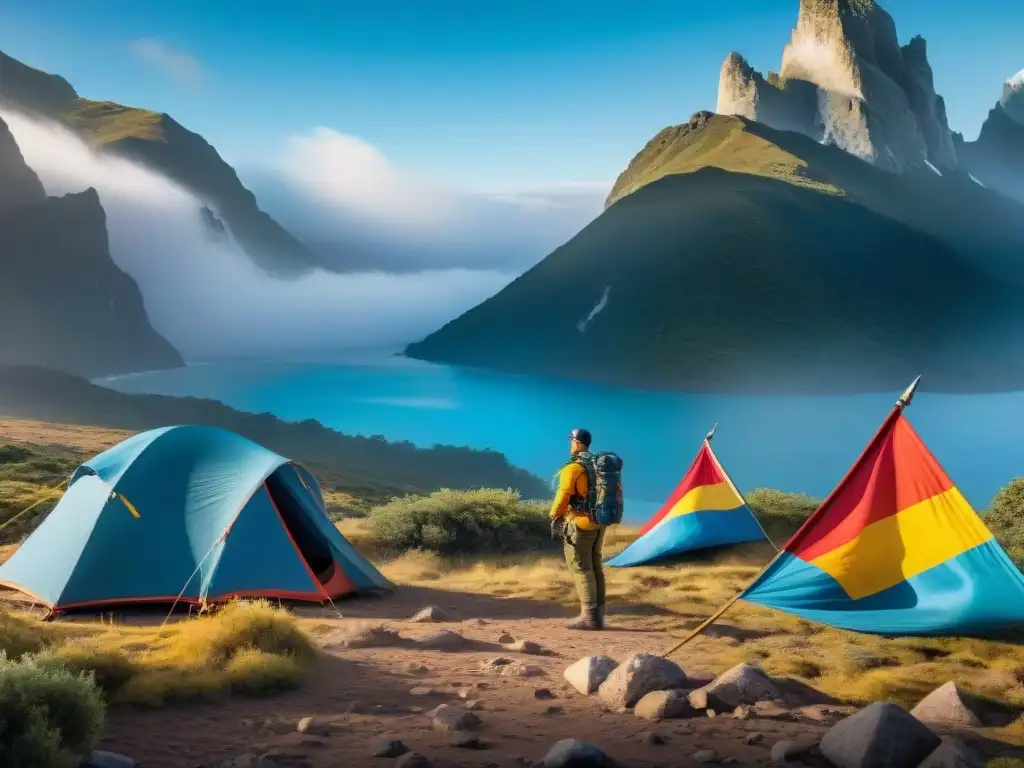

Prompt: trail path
[{"left": 96, "top": 587, "right": 1018, "bottom": 767}]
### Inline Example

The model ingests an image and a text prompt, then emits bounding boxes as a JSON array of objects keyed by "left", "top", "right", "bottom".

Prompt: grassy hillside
[
  {"left": 409, "top": 114, "right": 1024, "bottom": 393},
  {"left": 0, "top": 51, "right": 316, "bottom": 275},
  {"left": 0, "top": 366, "right": 550, "bottom": 505},
  {"left": 605, "top": 111, "right": 840, "bottom": 206}
]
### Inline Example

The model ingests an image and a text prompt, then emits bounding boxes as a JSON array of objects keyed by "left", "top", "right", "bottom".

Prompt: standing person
[{"left": 549, "top": 428, "right": 623, "bottom": 630}]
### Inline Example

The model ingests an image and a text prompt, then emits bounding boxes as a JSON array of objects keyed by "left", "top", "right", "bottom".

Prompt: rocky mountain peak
[
  {"left": 1003, "top": 69, "right": 1024, "bottom": 125},
  {"left": 718, "top": 0, "right": 957, "bottom": 172},
  {"left": 0, "top": 115, "right": 46, "bottom": 206}
]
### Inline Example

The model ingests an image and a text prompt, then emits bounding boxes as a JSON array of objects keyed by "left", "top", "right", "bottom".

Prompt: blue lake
[{"left": 100, "top": 353, "right": 1024, "bottom": 523}]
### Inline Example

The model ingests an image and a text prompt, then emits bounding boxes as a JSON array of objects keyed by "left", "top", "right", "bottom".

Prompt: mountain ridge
[
  {"left": 0, "top": 50, "right": 318, "bottom": 274},
  {"left": 406, "top": 0, "right": 1024, "bottom": 394},
  {"left": 0, "top": 115, "right": 184, "bottom": 377}
]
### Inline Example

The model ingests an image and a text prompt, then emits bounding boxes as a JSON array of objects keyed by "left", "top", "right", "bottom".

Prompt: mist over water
[{"left": 1, "top": 109, "right": 515, "bottom": 361}]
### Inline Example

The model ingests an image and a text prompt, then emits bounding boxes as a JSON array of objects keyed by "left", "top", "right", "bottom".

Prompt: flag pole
[
  {"left": 662, "top": 376, "right": 923, "bottom": 659},
  {"left": 704, "top": 425, "right": 778, "bottom": 551}
]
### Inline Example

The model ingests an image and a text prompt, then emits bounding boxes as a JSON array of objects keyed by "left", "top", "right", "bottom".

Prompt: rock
[
  {"left": 497, "top": 663, "right": 545, "bottom": 677},
  {"left": 799, "top": 704, "right": 857, "bottom": 723},
  {"left": 597, "top": 654, "right": 687, "bottom": 711},
  {"left": 325, "top": 623, "right": 405, "bottom": 649},
  {"left": 453, "top": 733, "right": 487, "bottom": 749},
  {"left": 418, "top": 630, "right": 472, "bottom": 651},
  {"left": 465, "top": 699, "right": 482, "bottom": 710},
  {"left": 693, "top": 749, "right": 718, "bottom": 763},
  {"left": 916, "top": 736, "right": 985, "bottom": 768},
  {"left": 910, "top": 682, "right": 984, "bottom": 727},
  {"left": 564, "top": 655, "right": 618, "bottom": 696},
  {"left": 507, "top": 639, "right": 545, "bottom": 655},
  {"left": 640, "top": 731, "right": 666, "bottom": 746},
  {"left": 409, "top": 686, "right": 433, "bottom": 696},
  {"left": 545, "top": 705, "right": 563, "bottom": 715},
  {"left": 481, "top": 657, "right": 515, "bottom": 669},
  {"left": 820, "top": 702, "right": 941, "bottom": 768},
  {"left": 406, "top": 663, "right": 430, "bottom": 675},
  {"left": 1003, "top": 69, "right": 1024, "bottom": 125},
  {"left": 748, "top": 699, "right": 797, "bottom": 721},
  {"left": 634, "top": 690, "right": 697, "bottom": 721},
  {"left": 373, "top": 739, "right": 409, "bottom": 758},
  {"left": 395, "top": 754, "right": 430, "bottom": 768},
  {"left": 744, "top": 733, "right": 764, "bottom": 745},
  {"left": 410, "top": 605, "right": 449, "bottom": 622},
  {"left": 535, "top": 688, "right": 555, "bottom": 699},
  {"left": 716, "top": 0, "right": 959, "bottom": 173},
  {"left": 457, "top": 687, "right": 474, "bottom": 699},
  {"left": 80, "top": 752, "right": 138, "bottom": 768},
  {"left": 732, "top": 706, "right": 751, "bottom": 720},
  {"left": 498, "top": 633, "right": 516, "bottom": 644},
  {"left": 540, "top": 739, "right": 620, "bottom": 768},
  {"left": 770, "top": 740, "right": 815, "bottom": 763},
  {"left": 295, "top": 716, "right": 328, "bottom": 735},
  {"left": 426, "top": 703, "right": 481, "bottom": 732},
  {"left": 697, "top": 663, "right": 780, "bottom": 709}
]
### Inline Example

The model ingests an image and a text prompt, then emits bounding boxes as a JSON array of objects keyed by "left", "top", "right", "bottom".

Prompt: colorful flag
[
  {"left": 605, "top": 439, "right": 766, "bottom": 567},
  {"left": 742, "top": 407, "right": 1024, "bottom": 635}
]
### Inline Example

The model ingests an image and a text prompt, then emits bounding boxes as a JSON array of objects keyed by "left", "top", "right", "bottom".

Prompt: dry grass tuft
[{"left": 2, "top": 600, "right": 316, "bottom": 707}]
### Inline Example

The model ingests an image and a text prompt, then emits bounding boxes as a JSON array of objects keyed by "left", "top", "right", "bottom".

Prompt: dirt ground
[{"left": 88, "top": 587, "right": 1022, "bottom": 768}]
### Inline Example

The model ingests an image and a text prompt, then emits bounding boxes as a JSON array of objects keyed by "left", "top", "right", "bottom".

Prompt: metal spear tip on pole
[
  {"left": 897, "top": 375, "right": 922, "bottom": 409},
  {"left": 705, "top": 423, "right": 719, "bottom": 443}
]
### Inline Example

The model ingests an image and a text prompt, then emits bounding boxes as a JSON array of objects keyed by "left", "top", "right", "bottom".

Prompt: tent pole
[
  {"left": 661, "top": 548, "right": 786, "bottom": 658},
  {"left": 705, "top": 434, "right": 778, "bottom": 552}
]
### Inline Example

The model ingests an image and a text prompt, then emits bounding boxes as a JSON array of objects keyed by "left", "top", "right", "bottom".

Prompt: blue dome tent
[{"left": 0, "top": 425, "right": 391, "bottom": 617}]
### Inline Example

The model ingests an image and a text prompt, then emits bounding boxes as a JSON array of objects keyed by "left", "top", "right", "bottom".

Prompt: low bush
[
  {"left": 367, "top": 488, "right": 554, "bottom": 557},
  {"left": 986, "top": 477, "right": 1024, "bottom": 561},
  {"left": 0, "top": 651, "right": 105, "bottom": 768},
  {"left": 745, "top": 487, "right": 819, "bottom": 543}
]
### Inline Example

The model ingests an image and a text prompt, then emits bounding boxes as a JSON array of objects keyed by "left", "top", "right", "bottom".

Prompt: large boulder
[
  {"left": 910, "top": 682, "right": 984, "bottom": 727},
  {"left": 597, "top": 654, "right": 687, "bottom": 711},
  {"left": 916, "top": 737, "right": 985, "bottom": 768},
  {"left": 540, "top": 739, "right": 621, "bottom": 768},
  {"left": 425, "top": 704, "right": 481, "bottom": 732},
  {"left": 820, "top": 702, "right": 941, "bottom": 768},
  {"left": 634, "top": 689, "right": 697, "bottom": 721},
  {"left": 688, "top": 663, "right": 780, "bottom": 712},
  {"left": 564, "top": 655, "right": 618, "bottom": 696}
]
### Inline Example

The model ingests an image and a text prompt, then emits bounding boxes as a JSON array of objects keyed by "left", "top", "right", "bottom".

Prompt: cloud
[
  {"left": 248, "top": 127, "right": 608, "bottom": 274},
  {"left": 1, "top": 107, "right": 512, "bottom": 361},
  {"left": 129, "top": 39, "right": 205, "bottom": 88}
]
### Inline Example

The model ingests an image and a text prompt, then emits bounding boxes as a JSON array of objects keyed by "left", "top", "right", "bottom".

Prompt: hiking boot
[
  {"left": 595, "top": 605, "right": 606, "bottom": 630},
  {"left": 567, "top": 605, "right": 599, "bottom": 630}
]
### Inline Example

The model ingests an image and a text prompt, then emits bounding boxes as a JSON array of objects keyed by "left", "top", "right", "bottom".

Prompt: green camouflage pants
[{"left": 563, "top": 519, "right": 606, "bottom": 608}]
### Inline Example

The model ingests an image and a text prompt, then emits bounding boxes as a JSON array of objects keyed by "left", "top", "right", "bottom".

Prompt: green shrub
[
  {"left": 0, "top": 651, "right": 105, "bottom": 768},
  {"left": 30, "top": 645, "right": 135, "bottom": 697},
  {"left": 746, "top": 488, "right": 819, "bottom": 543},
  {"left": 986, "top": 477, "right": 1024, "bottom": 555},
  {"left": 0, "top": 444, "right": 33, "bottom": 464},
  {"left": 367, "top": 488, "right": 554, "bottom": 557}
]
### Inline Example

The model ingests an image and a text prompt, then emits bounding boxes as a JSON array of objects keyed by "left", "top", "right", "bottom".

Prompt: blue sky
[{"left": 1, "top": 0, "right": 1020, "bottom": 190}]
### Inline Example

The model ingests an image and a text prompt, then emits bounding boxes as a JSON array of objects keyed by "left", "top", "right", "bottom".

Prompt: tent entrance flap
[{"left": 265, "top": 470, "right": 335, "bottom": 583}]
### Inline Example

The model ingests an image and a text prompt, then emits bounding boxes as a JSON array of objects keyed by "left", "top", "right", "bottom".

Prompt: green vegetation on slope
[
  {"left": 365, "top": 488, "right": 554, "bottom": 558},
  {"left": 409, "top": 113, "right": 1024, "bottom": 393},
  {"left": 0, "top": 50, "right": 315, "bottom": 274},
  {"left": 0, "top": 366, "right": 550, "bottom": 521},
  {"left": 605, "top": 111, "right": 839, "bottom": 207}
]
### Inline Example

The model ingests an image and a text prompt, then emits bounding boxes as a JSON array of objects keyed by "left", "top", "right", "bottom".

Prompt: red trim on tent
[
  {"left": 318, "top": 560, "right": 355, "bottom": 599},
  {"left": 263, "top": 482, "right": 339, "bottom": 601}
]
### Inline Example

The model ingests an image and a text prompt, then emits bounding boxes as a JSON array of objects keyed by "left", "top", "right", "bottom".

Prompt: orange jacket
[{"left": 548, "top": 459, "right": 601, "bottom": 531}]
